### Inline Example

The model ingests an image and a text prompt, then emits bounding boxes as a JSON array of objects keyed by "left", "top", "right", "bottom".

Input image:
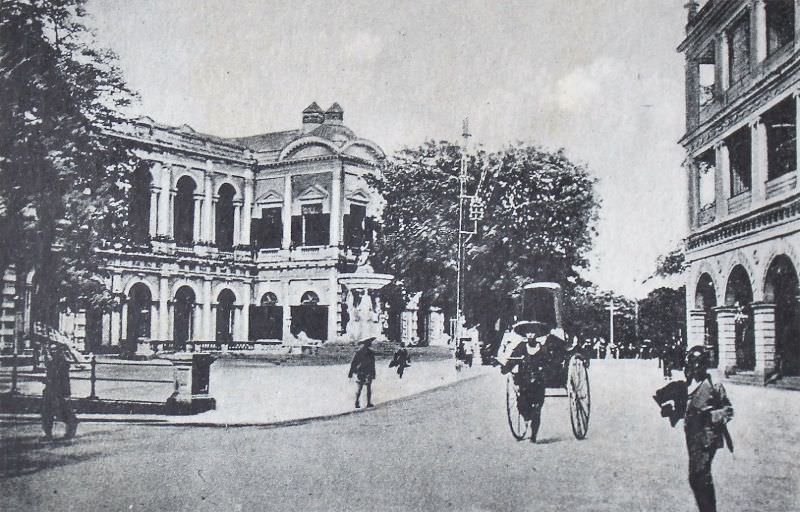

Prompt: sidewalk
[{"left": 0, "top": 359, "right": 491, "bottom": 427}]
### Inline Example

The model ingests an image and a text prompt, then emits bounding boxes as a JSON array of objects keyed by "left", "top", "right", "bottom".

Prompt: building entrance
[{"left": 766, "top": 256, "right": 800, "bottom": 376}]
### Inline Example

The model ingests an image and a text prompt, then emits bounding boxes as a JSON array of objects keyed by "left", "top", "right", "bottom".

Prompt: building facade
[
  {"left": 6, "top": 102, "right": 392, "bottom": 353},
  {"left": 680, "top": 1, "right": 800, "bottom": 384}
]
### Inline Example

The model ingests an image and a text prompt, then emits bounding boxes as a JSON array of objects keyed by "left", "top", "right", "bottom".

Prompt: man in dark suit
[
  {"left": 655, "top": 346, "right": 733, "bottom": 512},
  {"left": 41, "top": 342, "right": 79, "bottom": 441},
  {"left": 348, "top": 337, "right": 376, "bottom": 408}
]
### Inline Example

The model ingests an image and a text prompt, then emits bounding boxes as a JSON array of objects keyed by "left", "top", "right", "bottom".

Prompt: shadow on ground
[{"left": 0, "top": 432, "right": 104, "bottom": 479}]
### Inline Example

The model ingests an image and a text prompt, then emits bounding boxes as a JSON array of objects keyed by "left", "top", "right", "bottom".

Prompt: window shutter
[
  {"left": 319, "top": 213, "right": 330, "bottom": 245},
  {"left": 343, "top": 214, "right": 352, "bottom": 246}
]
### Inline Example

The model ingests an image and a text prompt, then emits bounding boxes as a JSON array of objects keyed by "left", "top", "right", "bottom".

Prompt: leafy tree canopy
[
  {"left": 369, "top": 140, "right": 599, "bottom": 342},
  {"left": 0, "top": 0, "right": 138, "bottom": 326}
]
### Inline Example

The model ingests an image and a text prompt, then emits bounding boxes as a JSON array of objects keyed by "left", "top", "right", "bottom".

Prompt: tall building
[
  {"left": 679, "top": 1, "right": 800, "bottom": 384},
  {"left": 0, "top": 103, "right": 392, "bottom": 354}
]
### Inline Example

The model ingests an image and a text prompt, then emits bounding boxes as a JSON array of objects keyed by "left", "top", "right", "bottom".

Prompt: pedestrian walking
[
  {"left": 654, "top": 345, "right": 734, "bottom": 512},
  {"left": 41, "top": 342, "right": 79, "bottom": 441},
  {"left": 348, "top": 337, "right": 376, "bottom": 408},
  {"left": 389, "top": 342, "right": 411, "bottom": 378}
]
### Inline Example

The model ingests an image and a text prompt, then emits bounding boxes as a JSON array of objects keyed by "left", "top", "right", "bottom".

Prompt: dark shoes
[
  {"left": 366, "top": 403, "right": 374, "bottom": 408},
  {"left": 355, "top": 403, "right": 361, "bottom": 409}
]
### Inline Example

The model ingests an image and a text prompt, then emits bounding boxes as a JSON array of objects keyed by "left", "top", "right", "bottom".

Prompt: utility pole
[
  {"left": 454, "top": 118, "right": 471, "bottom": 344},
  {"left": 605, "top": 301, "right": 617, "bottom": 345}
]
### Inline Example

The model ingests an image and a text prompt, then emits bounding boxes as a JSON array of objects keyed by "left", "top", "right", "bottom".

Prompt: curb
[{"left": 0, "top": 369, "right": 492, "bottom": 428}]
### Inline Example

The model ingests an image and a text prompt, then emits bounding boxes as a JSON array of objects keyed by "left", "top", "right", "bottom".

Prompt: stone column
[
  {"left": 168, "top": 189, "right": 176, "bottom": 239},
  {"left": 751, "top": 119, "right": 768, "bottom": 203},
  {"left": 330, "top": 166, "right": 342, "bottom": 247},
  {"left": 240, "top": 283, "right": 251, "bottom": 341},
  {"left": 686, "top": 158, "right": 699, "bottom": 231},
  {"left": 233, "top": 200, "right": 242, "bottom": 247},
  {"left": 751, "top": 302, "right": 777, "bottom": 380},
  {"left": 685, "top": 59, "right": 700, "bottom": 131},
  {"left": 203, "top": 171, "right": 214, "bottom": 243},
  {"left": 159, "top": 276, "right": 170, "bottom": 341},
  {"left": 282, "top": 280, "right": 292, "bottom": 340},
  {"left": 795, "top": 91, "right": 800, "bottom": 182},
  {"left": 752, "top": 0, "right": 767, "bottom": 66},
  {"left": 687, "top": 309, "right": 707, "bottom": 348},
  {"left": 157, "top": 162, "right": 170, "bottom": 237},
  {"left": 242, "top": 177, "right": 253, "bottom": 246},
  {"left": 715, "top": 142, "right": 730, "bottom": 219},
  {"left": 192, "top": 302, "right": 202, "bottom": 341},
  {"left": 150, "top": 300, "right": 159, "bottom": 341},
  {"left": 328, "top": 274, "right": 338, "bottom": 341},
  {"left": 149, "top": 185, "right": 159, "bottom": 237},
  {"left": 282, "top": 175, "right": 292, "bottom": 250},
  {"left": 203, "top": 278, "right": 213, "bottom": 341},
  {"left": 111, "top": 306, "right": 122, "bottom": 346},
  {"left": 714, "top": 306, "right": 738, "bottom": 374},
  {"left": 233, "top": 305, "right": 242, "bottom": 341},
  {"left": 193, "top": 193, "right": 203, "bottom": 245},
  {"left": 717, "top": 33, "right": 730, "bottom": 92}
]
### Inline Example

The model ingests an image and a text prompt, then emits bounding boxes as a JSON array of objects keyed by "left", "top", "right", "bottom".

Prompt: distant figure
[
  {"left": 653, "top": 346, "right": 734, "bottom": 512},
  {"left": 464, "top": 340, "right": 474, "bottom": 368},
  {"left": 41, "top": 342, "right": 79, "bottom": 441},
  {"left": 389, "top": 343, "right": 411, "bottom": 379},
  {"left": 348, "top": 337, "right": 376, "bottom": 408}
]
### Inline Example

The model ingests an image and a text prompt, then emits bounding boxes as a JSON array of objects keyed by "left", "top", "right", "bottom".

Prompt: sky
[{"left": 86, "top": 0, "right": 690, "bottom": 298}]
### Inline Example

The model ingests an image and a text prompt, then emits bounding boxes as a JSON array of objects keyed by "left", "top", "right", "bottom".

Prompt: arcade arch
[
  {"left": 216, "top": 183, "right": 236, "bottom": 251},
  {"left": 726, "top": 265, "right": 755, "bottom": 371},
  {"left": 765, "top": 255, "right": 800, "bottom": 375},
  {"left": 174, "top": 176, "right": 197, "bottom": 246},
  {"left": 173, "top": 286, "right": 196, "bottom": 349}
]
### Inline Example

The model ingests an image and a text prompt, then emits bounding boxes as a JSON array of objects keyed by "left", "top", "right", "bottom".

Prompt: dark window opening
[
  {"left": 174, "top": 286, "right": 195, "bottom": 348},
  {"left": 728, "top": 13, "right": 750, "bottom": 85},
  {"left": 344, "top": 204, "right": 366, "bottom": 247},
  {"left": 764, "top": 96, "right": 797, "bottom": 180},
  {"left": 727, "top": 127, "right": 752, "bottom": 196},
  {"left": 697, "top": 149, "right": 716, "bottom": 210},
  {"left": 698, "top": 45, "right": 716, "bottom": 106},
  {"left": 216, "top": 289, "right": 236, "bottom": 343},
  {"left": 292, "top": 203, "right": 329, "bottom": 247},
  {"left": 129, "top": 167, "right": 152, "bottom": 243},
  {"left": 215, "top": 184, "right": 236, "bottom": 251},
  {"left": 767, "top": 0, "right": 795, "bottom": 55},
  {"left": 174, "top": 176, "right": 197, "bottom": 247},
  {"left": 252, "top": 207, "right": 282, "bottom": 249}
]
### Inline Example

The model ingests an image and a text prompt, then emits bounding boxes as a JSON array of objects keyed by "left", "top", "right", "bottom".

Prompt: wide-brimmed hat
[{"left": 359, "top": 337, "right": 376, "bottom": 346}]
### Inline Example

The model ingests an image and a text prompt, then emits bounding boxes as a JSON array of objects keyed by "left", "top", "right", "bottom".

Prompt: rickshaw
[{"left": 498, "top": 282, "right": 591, "bottom": 441}]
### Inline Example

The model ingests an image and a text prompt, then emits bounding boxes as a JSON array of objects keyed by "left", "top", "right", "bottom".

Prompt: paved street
[{"left": 1, "top": 360, "right": 798, "bottom": 511}]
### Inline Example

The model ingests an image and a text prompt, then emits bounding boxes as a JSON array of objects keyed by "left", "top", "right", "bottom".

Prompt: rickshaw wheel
[
  {"left": 506, "top": 373, "right": 529, "bottom": 440},
  {"left": 568, "top": 354, "right": 591, "bottom": 440}
]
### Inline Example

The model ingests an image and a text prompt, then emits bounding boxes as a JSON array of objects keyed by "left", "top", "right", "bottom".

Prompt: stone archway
[
  {"left": 695, "top": 273, "right": 718, "bottom": 367},
  {"left": 291, "top": 291, "right": 327, "bottom": 341},
  {"left": 250, "top": 292, "right": 283, "bottom": 340},
  {"left": 126, "top": 283, "right": 152, "bottom": 355},
  {"left": 174, "top": 286, "right": 196, "bottom": 350},
  {"left": 215, "top": 289, "right": 236, "bottom": 343},
  {"left": 174, "top": 176, "right": 197, "bottom": 246},
  {"left": 765, "top": 255, "right": 800, "bottom": 375},
  {"left": 129, "top": 165, "right": 153, "bottom": 243},
  {"left": 726, "top": 265, "right": 755, "bottom": 371},
  {"left": 215, "top": 183, "right": 236, "bottom": 251}
]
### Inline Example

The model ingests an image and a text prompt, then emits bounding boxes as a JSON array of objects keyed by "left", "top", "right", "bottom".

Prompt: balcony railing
[
  {"left": 698, "top": 203, "right": 716, "bottom": 226},
  {"left": 728, "top": 190, "right": 752, "bottom": 215},
  {"left": 766, "top": 172, "right": 797, "bottom": 199}
]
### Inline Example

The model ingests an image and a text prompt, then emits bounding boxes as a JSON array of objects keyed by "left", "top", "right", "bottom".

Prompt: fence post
[
  {"left": 10, "top": 351, "right": 18, "bottom": 394},
  {"left": 88, "top": 353, "right": 97, "bottom": 400}
]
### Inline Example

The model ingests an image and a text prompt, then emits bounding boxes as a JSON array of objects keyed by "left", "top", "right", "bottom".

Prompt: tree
[
  {"left": 369, "top": 141, "right": 599, "bottom": 345},
  {"left": 561, "top": 283, "right": 636, "bottom": 343},
  {"left": 0, "top": 0, "right": 138, "bottom": 349},
  {"left": 638, "top": 286, "right": 687, "bottom": 354}
]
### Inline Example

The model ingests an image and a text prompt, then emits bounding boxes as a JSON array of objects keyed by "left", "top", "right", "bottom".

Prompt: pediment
[
  {"left": 346, "top": 188, "right": 370, "bottom": 204},
  {"left": 255, "top": 189, "right": 283, "bottom": 204},
  {"left": 297, "top": 184, "right": 329, "bottom": 202}
]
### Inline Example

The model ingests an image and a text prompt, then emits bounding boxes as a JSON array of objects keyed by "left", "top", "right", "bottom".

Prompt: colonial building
[
  {"left": 19, "top": 103, "right": 392, "bottom": 353},
  {"left": 680, "top": 1, "right": 800, "bottom": 384}
]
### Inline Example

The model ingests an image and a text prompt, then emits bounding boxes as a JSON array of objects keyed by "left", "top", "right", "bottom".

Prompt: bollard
[
  {"left": 88, "top": 353, "right": 98, "bottom": 400},
  {"left": 10, "top": 351, "right": 18, "bottom": 394}
]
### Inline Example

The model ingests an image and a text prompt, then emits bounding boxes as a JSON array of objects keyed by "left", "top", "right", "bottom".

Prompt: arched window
[
  {"left": 261, "top": 292, "right": 279, "bottom": 306},
  {"left": 129, "top": 166, "right": 152, "bottom": 242},
  {"left": 216, "top": 184, "right": 236, "bottom": 251},
  {"left": 216, "top": 289, "right": 236, "bottom": 342},
  {"left": 695, "top": 273, "right": 718, "bottom": 367},
  {"left": 174, "top": 286, "right": 196, "bottom": 349},
  {"left": 174, "top": 176, "right": 197, "bottom": 246},
  {"left": 726, "top": 265, "right": 754, "bottom": 371},
  {"left": 301, "top": 291, "right": 320, "bottom": 305},
  {"left": 765, "top": 255, "right": 800, "bottom": 375},
  {"left": 126, "top": 283, "right": 152, "bottom": 354}
]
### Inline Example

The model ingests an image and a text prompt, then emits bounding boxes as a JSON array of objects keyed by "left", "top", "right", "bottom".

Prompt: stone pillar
[
  {"left": 157, "top": 162, "right": 171, "bottom": 237},
  {"left": 240, "top": 283, "right": 251, "bottom": 341},
  {"left": 192, "top": 302, "right": 202, "bottom": 341},
  {"left": 233, "top": 305, "right": 242, "bottom": 341},
  {"left": 242, "top": 177, "right": 253, "bottom": 246},
  {"left": 795, "top": 91, "right": 800, "bottom": 182},
  {"left": 328, "top": 274, "right": 338, "bottom": 341},
  {"left": 159, "top": 276, "right": 170, "bottom": 341},
  {"left": 203, "top": 171, "right": 214, "bottom": 243},
  {"left": 210, "top": 196, "right": 218, "bottom": 245},
  {"left": 751, "top": 119, "right": 768, "bottom": 203},
  {"left": 687, "top": 309, "right": 707, "bottom": 348},
  {"left": 685, "top": 59, "right": 700, "bottom": 131},
  {"left": 111, "top": 307, "right": 122, "bottom": 346},
  {"left": 752, "top": 0, "right": 767, "bottom": 66},
  {"left": 686, "top": 158, "right": 699, "bottom": 231},
  {"left": 233, "top": 201, "right": 242, "bottom": 246},
  {"left": 282, "top": 280, "right": 292, "bottom": 340},
  {"left": 203, "top": 278, "right": 213, "bottom": 341},
  {"left": 717, "top": 33, "right": 730, "bottom": 92},
  {"left": 282, "top": 175, "right": 292, "bottom": 250},
  {"left": 330, "top": 166, "right": 342, "bottom": 247},
  {"left": 715, "top": 306, "right": 738, "bottom": 373},
  {"left": 193, "top": 194, "right": 203, "bottom": 245},
  {"left": 715, "top": 142, "right": 730, "bottom": 219},
  {"left": 150, "top": 300, "right": 159, "bottom": 341},
  {"left": 751, "top": 302, "right": 777, "bottom": 379},
  {"left": 149, "top": 186, "right": 159, "bottom": 237},
  {"left": 168, "top": 189, "right": 176, "bottom": 239}
]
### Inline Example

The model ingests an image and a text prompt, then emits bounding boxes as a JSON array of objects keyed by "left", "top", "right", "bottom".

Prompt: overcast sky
[{"left": 87, "top": 0, "right": 689, "bottom": 298}]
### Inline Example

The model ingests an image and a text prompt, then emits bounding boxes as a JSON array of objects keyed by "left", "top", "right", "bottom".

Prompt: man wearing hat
[
  {"left": 654, "top": 345, "right": 734, "bottom": 512},
  {"left": 41, "top": 341, "right": 79, "bottom": 441},
  {"left": 348, "top": 337, "right": 376, "bottom": 408}
]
